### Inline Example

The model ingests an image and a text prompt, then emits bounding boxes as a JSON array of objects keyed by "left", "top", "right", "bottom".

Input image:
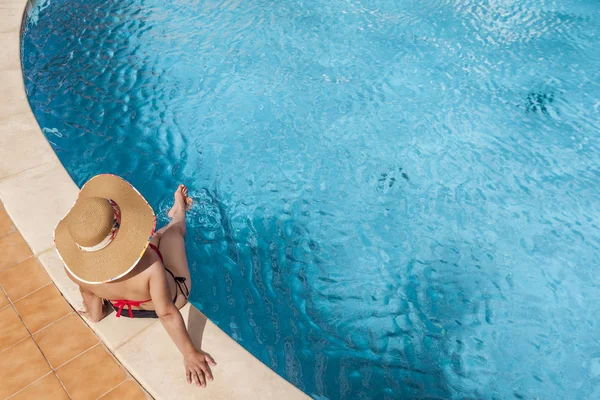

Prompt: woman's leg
[
  {"left": 156, "top": 185, "right": 192, "bottom": 236},
  {"left": 158, "top": 185, "right": 193, "bottom": 306},
  {"left": 159, "top": 222, "right": 190, "bottom": 283}
]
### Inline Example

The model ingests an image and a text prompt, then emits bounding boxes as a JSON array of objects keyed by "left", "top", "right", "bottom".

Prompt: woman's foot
[{"left": 168, "top": 184, "right": 193, "bottom": 219}]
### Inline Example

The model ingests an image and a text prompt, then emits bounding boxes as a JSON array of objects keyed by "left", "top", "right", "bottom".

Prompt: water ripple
[{"left": 22, "top": 0, "right": 600, "bottom": 398}]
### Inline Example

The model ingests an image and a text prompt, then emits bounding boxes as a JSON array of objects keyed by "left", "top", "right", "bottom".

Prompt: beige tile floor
[{"left": 0, "top": 200, "right": 150, "bottom": 400}]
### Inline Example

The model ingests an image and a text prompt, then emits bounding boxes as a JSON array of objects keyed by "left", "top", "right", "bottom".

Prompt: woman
[{"left": 54, "top": 174, "right": 215, "bottom": 388}]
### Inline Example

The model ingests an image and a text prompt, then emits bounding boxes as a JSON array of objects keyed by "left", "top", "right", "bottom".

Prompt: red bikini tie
[
  {"left": 112, "top": 299, "right": 151, "bottom": 318},
  {"left": 111, "top": 244, "right": 162, "bottom": 318},
  {"left": 148, "top": 243, "right": 164, "bottom": 262}
]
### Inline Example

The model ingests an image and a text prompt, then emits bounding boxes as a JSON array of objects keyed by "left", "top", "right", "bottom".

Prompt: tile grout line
[
  {"left": 0, "top": 158, "right": 55, "bottom": 183},
  {"left": 1, "top": 10, "right": 161, "bottom": 399},
  {"left": 0, "top": 254, "right": 34, "bottom": 273},
  {"left": 59, "top": 340, "right": 134, "bottom": 399},
  {"left": 0, "top": 279, "right": 8, "bottom": 298},
  {"left": 1, "top": 260, "right": 79, "bottom": 386},
  {"left": 53, "top": 373, "right": 73, "bottom": 400},
  {"left": 113, "top": 318, "right": 161, "bottom": 352},
  {"left": 95, "top": 338, "right": 152, "bottom": 399},
  {"left": 35, "top": 244, "right": 58, "bottom": 257},
  {"left": 0, "top": 334, "right": 29, "bottom": 355},
  {"left": 9, "top": 281, "right": 52, "bottom": 304},
  {"left": 0, "top": 230, "right": 21, "bottom": 242},
  {"left": 4, "top": 244, "right": 147, "bottom": 398},
  {"left": 47, "top": 343, "right": 103, "bottom": 400},
  {"left": 31, "top": 310, "right": 76, "bottom": 337},
  {"left": 0, "top": 285, "right": 31, "bottom": 355},
  {"left": 1, "top": 234, "right": 136, "bottom": 399},
  {"left": 37, "top": 246, "right": 57, "bottom": 257},
  {"left": 4, "top": 300, "right": 53, "bottom": 367},
  {"left": 100, "top": 334, "right": 156, "bottom": 400},
  {"left": 128, "top": 374, "right": 154, "bottom": 400},
  {"left": 0, "top": 227, "right": 18, "bottom": 241},
  {"left": 4, "top": 371, "right": 55, "bottom": 400},
  {"left": 0, "top": 237, "right": 65, "bottom": 371},
  {"left": 0, "top": 287, "right": 57, "bottom": 398},
  {"left": 0, "top": 230, "right": 18, "bottom": 240},
  {"left": 93, "top": 377, "right": 128, "bottom": 400},
  {"left": 1, "top": 275, "right": 144, "bottom": 400},
  {"left": 5, "top": 281, "right": 76, "bottom": 341},
  {"left": 0, "top": 231, "right": 32, "bottom": 272},
  {"left": 51, "top": 342, "right": 100, "bottom": 371}
]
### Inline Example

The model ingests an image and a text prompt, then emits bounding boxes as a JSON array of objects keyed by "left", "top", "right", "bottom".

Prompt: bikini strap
[
  {"left": 111, "top": 299, "right": 152, "bottom": 318},
  {"left": 163, "top": 267, "right": 189, "bottom": 302},
  {"left": 163, "top": 267, "right": 179, "bottom": 303},
  {"left": 149, "top": 243, "right": 189, "bottom": 302},
  {"left": 148, "top": 243, "right": 163, "bottom": 263},
  {"left": 175, "top": 276, "right": 190, "bottom": 298}
]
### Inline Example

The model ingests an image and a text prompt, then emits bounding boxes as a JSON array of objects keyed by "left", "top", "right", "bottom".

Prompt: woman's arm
[
  {"left": 148, "top": 263, "right": 216, "bottom": 388},
  {"left": 65, "top": 267, "right": 107, "bottom": 322},
  {"left": 79, "top": 286, "right": 107, "bottom": 322}
]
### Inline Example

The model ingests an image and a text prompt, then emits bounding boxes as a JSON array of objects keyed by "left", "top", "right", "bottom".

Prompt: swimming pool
[{"left": 22, "top": 0, "right": 600, "bottom": 398}]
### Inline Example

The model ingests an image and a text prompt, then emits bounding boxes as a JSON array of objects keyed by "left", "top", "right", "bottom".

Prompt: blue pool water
[{"left": 22, "top": 0, "right": 600, "bottom": 398}]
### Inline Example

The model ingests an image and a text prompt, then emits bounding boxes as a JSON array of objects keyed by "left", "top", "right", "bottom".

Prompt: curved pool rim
[
  {"left": 16, "top": 0, "right": 600, "bottom": 398},
  {"left": 0, "top": 1, "right": 308, "bottom": 399}
]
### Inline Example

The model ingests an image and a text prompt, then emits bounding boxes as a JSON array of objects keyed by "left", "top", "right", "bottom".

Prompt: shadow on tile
[{"left": 187, "top": 305, "right": 208, "bottom": 350}]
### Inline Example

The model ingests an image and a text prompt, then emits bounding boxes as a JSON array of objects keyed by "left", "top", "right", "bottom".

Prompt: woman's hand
[
  {"left": 149, "top": 264, "right": 217, "bottom": 388},
  {"left": 184, "top": 350, "right": 217, "bottom": 387},
  {"left": 77, "top": 307, "right": 106, "bottom": 323},
  {"left": 77, "top": 309, "right": 92, "bottom": 319},
  {"left": 77, "top": 289, "right": 107, "bottom": 323}
]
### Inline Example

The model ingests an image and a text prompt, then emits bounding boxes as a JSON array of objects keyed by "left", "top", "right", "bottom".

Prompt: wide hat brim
[{"left": 54, "top": 174, "right": 156, "bottom": 284}]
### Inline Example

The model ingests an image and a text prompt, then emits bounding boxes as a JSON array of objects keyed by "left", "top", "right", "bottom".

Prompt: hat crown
[{"left": 67, "top": 197, "right": 114, "bottom": 247}]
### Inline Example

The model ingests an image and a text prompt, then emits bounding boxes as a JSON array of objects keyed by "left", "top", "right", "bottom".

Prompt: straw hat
[{"left": 54, "top": 174, "right": 156, "bottom": 284}]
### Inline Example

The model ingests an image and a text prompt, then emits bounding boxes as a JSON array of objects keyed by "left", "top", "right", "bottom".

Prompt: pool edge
[{"left": 0, "top": 1, "right": 310, "bottom": 399}]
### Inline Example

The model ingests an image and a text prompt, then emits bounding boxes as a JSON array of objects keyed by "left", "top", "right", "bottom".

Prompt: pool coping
[{"left": 0, "top": 1, "right": 309, "bottom": 399}]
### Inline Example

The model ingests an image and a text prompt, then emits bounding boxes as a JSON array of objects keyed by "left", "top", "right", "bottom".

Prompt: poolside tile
[
  {"left": 0, "top": 257, "right": 51, "bottom": 301},
  {"left": 57, "top": 345, "right": 127, "bottom": 400},
  {"left": 0, "top": 337, "right": 51, "bottom": 399},
  {"left": 0, "top": 32, "right": 19, "bottom": 71},
  {"left": 13, "top": 283, "right": 72, "bottom": 333},
  {"left": 0, "top": 0, "right": 27, "bottom": 8},
  {"left": 116, "top": 304, "right": 309, "bottom": 400},
  {"left": 0, "top": 306, "right": 29, "bottom": 352},
  {"left": 34, "top": 312, "right": 98, "bottom": 368},
  {"left": 0, "top": 69, "right": 29, "bottom": 119},
  {"left": 0, "top": 208, "right": 15, "bottom": 237},
  {"left": 0, "top": 232, "right": 32, "bottom": 271},
  {"left": 99, "top": 379, "right": 150, "bottom": 400},
  {"left": 37, "top": 248, "right": 84, "bottom": 309},
  {"left": 0, "top": 111, "right": 58, "bottom": 179},
  {"left": 10, "top": 373, "right": 70, "bottom": 400},
  {"left": 37, "top": 248, "right": 157, "bottom": 350},
  {"left": 91, "top": 310, "right": 158, "bottom": 352},
  {"left": 0, "top": 161, "right": 79, "bottom": 254},
  {"left": 0, "top": 289, "right": 8, "bottom": 309},
  {"left": 0, "top": 5, "right": 21, "bottom": 35}
]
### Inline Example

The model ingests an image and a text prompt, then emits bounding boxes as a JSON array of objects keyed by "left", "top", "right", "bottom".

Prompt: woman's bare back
[{"left": 67, "top": 184, "right": 193, "bottom": 311}]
